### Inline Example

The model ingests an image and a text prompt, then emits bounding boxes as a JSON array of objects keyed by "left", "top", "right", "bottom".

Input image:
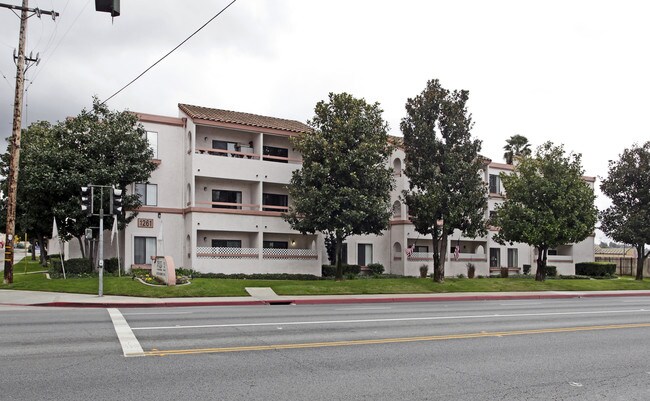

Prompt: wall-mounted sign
[{"left": 137, "top": 218, "right": 154, "bottom": 228}]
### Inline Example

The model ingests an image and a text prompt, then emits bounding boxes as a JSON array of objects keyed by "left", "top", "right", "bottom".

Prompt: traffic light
[
  {"left": 111, "top": 188, "right": 123, "bottom": 215},
  {"left": 81, "top": 186, "right": 93, "bottom": 216}
]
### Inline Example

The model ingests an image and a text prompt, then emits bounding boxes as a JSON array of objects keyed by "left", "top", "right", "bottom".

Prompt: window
[
  {"left": 489, "top": 174, "right": 500, "bottom": 194},
  {"left": 340, "top": 243, "right": 348, "bottom": 264},
  {"left": 489, "top": 248, "right": 501, "bottom": 268},
  {"left": 263, "top": 145, "right": 289, "bottom": 163},
  {"left": 134, "top": 237, "right": 156, "bottom": 264},
  {"left": 212, "top": 140, "right": 237, "bottom": 156},
  {"left": 263, "top": 241, "right": 288, "bottom": 249},
  {"left": 212, "top": 239, "right": 241, "bottom": 248},
  {"left": 212, "top": 190, "right": 242, "bottom": 209},
  {"left": 357, "top": 244, "right": 373, "bottom": 266},
  {"left": 414, "top": 245, "right": 429, "bottom": 253},
  {"left": 548, "top": 249, "right": 558, "bottom": 256},
  {"left": 135, "top": 183, "right": 157, "bottom": 206},
  {"left": 146, "top": 131, "right": 158, "bottom": 159},
  {"left": 262, "top": 193, "right": 288, "bottom": 211},
  {"left": 489, "top": 211, "right": 497, "bottom": 219},
  {"left": 507, "top": 248, "right": 518, "bottom": 267}
]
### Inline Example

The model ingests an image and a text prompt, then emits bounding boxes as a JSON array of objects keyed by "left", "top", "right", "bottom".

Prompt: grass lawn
[{"left": 3, "top": 258, "right": 650, "bottom": 298}]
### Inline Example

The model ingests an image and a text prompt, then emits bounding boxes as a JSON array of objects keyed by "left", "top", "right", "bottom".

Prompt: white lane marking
[
  {"left": 334, "top": 307, "right": 392, "bottom": 311},
  {"left": 569, "top": 382, "right": 583, "bottom": 387},
  {"left": 131, "top": 308, "right": 650, "bottom": 331},
  {"left": 108, "top": 308, "right": 144, "bottom": 357},
  {"left": 122, "top": 312, "right": 193, "bottom": 316}
]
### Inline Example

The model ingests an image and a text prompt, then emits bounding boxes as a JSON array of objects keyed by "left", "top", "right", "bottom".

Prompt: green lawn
[{"left": 3, "top": 258, "right": 650, "bottom": 298}]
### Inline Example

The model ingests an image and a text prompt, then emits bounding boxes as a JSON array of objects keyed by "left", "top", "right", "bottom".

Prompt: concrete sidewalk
[{"left": 2, "top": 288, "right": 650, "bottom": 308}]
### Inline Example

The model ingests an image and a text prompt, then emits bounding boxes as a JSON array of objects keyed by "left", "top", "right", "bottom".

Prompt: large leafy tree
[
  {"left": 0, "top": 98, "right": 156, "bottom": 262},
  {"left": 285, "top": 92, "right": 394, "bottom": 280},
  {"left": 492, "top": 142, "right": 597, "bottom": 281},
  {"left": 401, "top": 79, "right": 487, "bottom": 283},
  {"left": 503, "top": 134, "right": 532, "bottom": 164},
  {"left": 600, "top": 142, "right": 650, "bottom": 280}
]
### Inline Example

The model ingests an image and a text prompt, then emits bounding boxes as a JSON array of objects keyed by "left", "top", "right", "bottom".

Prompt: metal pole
[{"left": 98, "top": 187, "right": 104, "bottom": 297}]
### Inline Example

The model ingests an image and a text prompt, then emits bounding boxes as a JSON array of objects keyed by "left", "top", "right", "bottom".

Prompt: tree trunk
[
  {"left": 37, "top": 233, "right": 47, "bottom": 266},
  {"left": 535, "top": 246, "right": 547, "bottom": 282},
  {"left": 432, "top": 227, "right": 445, "bottom": 283},
  {"left": 335, "top": 233, "right": 343, "bottom": 281},
  {"left": 30, "top": 238, "right": 36, "bottom": 260},
  {"left": 635, "top": 244, "right": 645, "bottom": 281},
  {"left": 77, "top": 236, "right": 85, "bottom": 259}
]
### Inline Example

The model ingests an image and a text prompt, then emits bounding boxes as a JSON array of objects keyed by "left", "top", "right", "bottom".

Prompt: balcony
[{"left": 196, "top": 247, "right": 317, "bottom": 260}]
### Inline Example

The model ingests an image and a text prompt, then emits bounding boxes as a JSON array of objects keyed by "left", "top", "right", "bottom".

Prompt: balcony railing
[
  {"left": 195, "top": 201, "right": 289, "bottom": 212},
  {"left": 197, "top": 247, "right": 259, "bottom": 259},
  {"left": 196, "top": 247, "right": 317, "bottom": 259},
  {"left": 262, "top": 248, "right": 318, "bottom": 259},
  {"left": 195, "top": 147, "right": 301, "bottom": 164}
]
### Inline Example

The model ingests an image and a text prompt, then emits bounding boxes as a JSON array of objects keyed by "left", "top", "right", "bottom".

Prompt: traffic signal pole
[{"left": 81, "top": 185, "right": 121, "bottom": 297}]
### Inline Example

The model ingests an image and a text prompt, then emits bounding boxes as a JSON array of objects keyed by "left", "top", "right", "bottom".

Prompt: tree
[
  {"left": 401, "top": 79, "right": 487, "bottom": 283},
  {"left": 492, "top": 142, "right": 597, "bottom": 281},
  {"left": 0, "top": 98, "right": 156, "bottom": 263},
  {"left": 600, "top": 142, "right": 650, "bottom": 280},
  {"left": 503, "top": 134, "right": 532, "bottom": 164},
  {"left": 285, "top": 92, "right": 394, "bottom": 280}
]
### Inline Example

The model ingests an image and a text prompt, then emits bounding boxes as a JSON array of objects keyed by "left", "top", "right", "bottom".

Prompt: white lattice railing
[
  {"left": 263, "top": 248, "right": 318, "bottom": 259},
  {"left": 407, "top": 252, "right": 434, "bottom": 261},
  {"left": 196, "top": 247, "right": 259, "bottom": 259}
]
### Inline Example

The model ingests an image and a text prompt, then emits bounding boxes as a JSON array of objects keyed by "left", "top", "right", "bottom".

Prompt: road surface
[{"left": 1, "top": 296, "right": 649, "bottom": 400}]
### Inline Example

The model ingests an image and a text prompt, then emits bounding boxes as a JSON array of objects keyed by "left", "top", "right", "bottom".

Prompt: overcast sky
[{"left": 1, "top": 0, "right": 648, "bottom": 242}]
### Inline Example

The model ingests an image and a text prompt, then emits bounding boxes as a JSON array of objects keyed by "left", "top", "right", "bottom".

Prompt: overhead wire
[
  {"left": 101, "top": 0, "right": 238, "bottom": 104},
  {"left": 28, "top": 0, "right": 85, "bottom": 88}
]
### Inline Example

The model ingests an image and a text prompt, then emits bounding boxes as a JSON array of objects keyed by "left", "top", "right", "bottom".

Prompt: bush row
[
  {"left": 322, "top": 264, "right": 361, "bottom": 277},
  {"left": 575, "top": 262, "right": 616, "bottom": 277}
]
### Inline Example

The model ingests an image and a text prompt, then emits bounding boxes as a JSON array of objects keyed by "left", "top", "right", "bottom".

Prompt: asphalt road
[{"left": 1, "top": 297, "right": 650, "bottom": 400}]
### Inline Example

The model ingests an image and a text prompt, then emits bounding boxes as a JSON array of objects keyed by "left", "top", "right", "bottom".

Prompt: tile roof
[
  {"left": 178, "top": 104, "right": 312, "bottom": 134},
  {"left": 594, "top": 246, "right": 636, "bottom": 257}
]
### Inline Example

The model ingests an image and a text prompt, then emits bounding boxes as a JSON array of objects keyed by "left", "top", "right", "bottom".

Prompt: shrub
[
  {"left": 523, "top": 264, "right": 531, "bottom": 275},
  {"left": 575, "top": 262, "right": 616, "bottom": 277},
  {"left": 367, "top": 263, "right": 384, "bottom": 276},
  {"left": 500, "top": 267, "right": 509, "bottom": 278},
  {"left": 419, "top": 264, "right": 428, "bottom": 278},
  {"left": 545, "top": 265, "right": 557, "bottom": 277},
  {"left": 322, "top": 264, "right": 361, "bottom": 277},
  {"left": 176, "top": 267, "right": 199, "bottom": 277},
  {"left": 50, "top": 257, "right": 92, "bottom": 276},
  {"left": 457, "top": 274, "right": 466, "bottom": 279},
  {"left": 103, "top": 258, "right": 120, "bottom": 274},
  {"left": 466, "top": 263, "right": 476, "bottom": 279}
]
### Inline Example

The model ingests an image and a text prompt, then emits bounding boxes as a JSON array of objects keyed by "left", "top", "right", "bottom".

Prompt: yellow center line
[{"left": 142, "top": 322, "right": 650, "bottom": 357}]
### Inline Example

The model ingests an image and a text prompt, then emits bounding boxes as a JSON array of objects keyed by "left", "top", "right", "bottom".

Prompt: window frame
[
  {"left": 135, "top": 183, "right": 158, "bottom": 206},
  {"left": 134, "top": 236, "right": 157, "bottom": 264},
  {"left": 212, "top": 189, "right": 242, "bottom": 209}
]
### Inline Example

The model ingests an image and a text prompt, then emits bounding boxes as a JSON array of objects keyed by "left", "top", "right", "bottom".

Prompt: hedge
[
  {"left": 367, "top": 263, "right": 384, "bottom": 275},
  {"left": 545, "top": 265, "right": 557, "bottom": 277},
  {"left": 322, "top": 264, "right": 361, "bottom": 277},
  {"left": 575, "top": 262, "right": 616, "bottom": 277},
  {"left": 50, "top": 258, "right": 92, "bottom": 275}
]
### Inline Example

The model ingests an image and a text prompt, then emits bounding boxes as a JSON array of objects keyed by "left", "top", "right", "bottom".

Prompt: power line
[
  {"left": 28, "top": 0, "right": 86, "bottom": 88},
  {"left": 102, "top": 0, "right": 238, "bottom": 104}
]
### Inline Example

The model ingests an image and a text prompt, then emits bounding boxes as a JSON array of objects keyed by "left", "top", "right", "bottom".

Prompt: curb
[{"left": 11, "top": 290, "right": 650, "bottom": 308}]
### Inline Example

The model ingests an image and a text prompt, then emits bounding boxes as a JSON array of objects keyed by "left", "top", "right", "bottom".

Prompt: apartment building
[{"left": 116, "top": 104, "right": 594, "bottom": 276}]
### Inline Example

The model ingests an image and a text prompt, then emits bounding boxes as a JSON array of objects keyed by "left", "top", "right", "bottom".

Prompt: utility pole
[{"left": 1, "top": 1, "right": 58, "bottom": 284}]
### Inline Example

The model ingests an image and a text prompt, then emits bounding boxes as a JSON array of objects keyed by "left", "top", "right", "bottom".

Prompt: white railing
[
  {"left": 548, "top": 255, "right": 572, "bottom": 262},
  {"left": 263, "top": 248, "right": 318, "bottom": 259},
  {"left": 407, "top": 252, "right": 434, "bottom": 261},
  {"left": 196, "top": 247, "right": 259, "bottom": 259}
]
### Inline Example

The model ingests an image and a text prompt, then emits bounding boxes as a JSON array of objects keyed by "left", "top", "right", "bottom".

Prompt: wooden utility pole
[{"left": 1, "top": 1, "right": 58, "bottom": 283}]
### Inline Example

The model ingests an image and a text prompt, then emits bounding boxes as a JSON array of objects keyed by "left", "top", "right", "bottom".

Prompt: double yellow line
[{"left": 142, "top": 322, "right": 650, "bottom": 357}]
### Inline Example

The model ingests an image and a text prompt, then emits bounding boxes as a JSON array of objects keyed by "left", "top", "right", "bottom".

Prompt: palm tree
[{"left": 503, "top": 135, "right": 531, "bottom": 164}]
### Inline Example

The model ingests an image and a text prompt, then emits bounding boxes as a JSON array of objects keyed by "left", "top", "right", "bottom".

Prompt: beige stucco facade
[{"left": 66, "top": 105, "right": 593, "bottom": 277}]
